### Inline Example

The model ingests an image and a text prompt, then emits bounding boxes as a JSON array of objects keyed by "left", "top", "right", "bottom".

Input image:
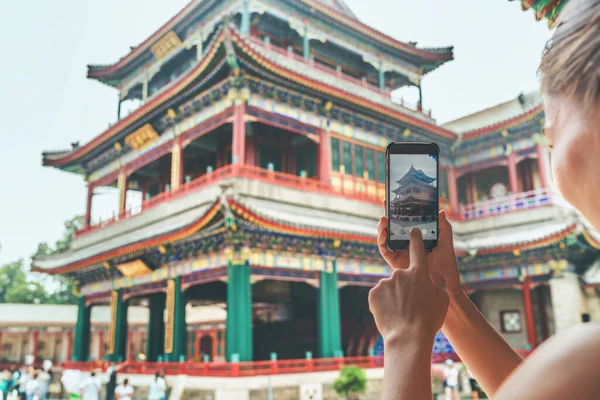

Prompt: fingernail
[{"left": 410, "top": 227, "right": 422, "bottom": 239}]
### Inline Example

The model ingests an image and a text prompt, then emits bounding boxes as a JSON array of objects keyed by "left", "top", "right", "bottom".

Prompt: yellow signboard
[
  {"left": 125, "top": 124, "right": 159, "bottom": 151},
  {"left": 116, "top": 259, "right": 152, "bottom": 277},
  {"left": 151, "top": 31, "right": 182, "bottom": 60},
  {"left": 164, "top": 280, "right": 175, "bottom": 353},
  {"left": 108, "top": 291, "right": 118, "bottom": 355}
]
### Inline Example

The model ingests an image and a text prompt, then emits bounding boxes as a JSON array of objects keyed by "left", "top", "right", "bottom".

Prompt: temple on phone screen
[{"left": 389, "top": 154, "right": 438, "bottom": 240}]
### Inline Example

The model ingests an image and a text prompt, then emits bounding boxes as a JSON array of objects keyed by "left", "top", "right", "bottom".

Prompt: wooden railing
[
  {"left": 76, "top": 165, "right": 382, "bottom": 237},
  {"left": 459, "top": 188, "right": 552, "bottom": 220},
  {"left": 56, "top": 350, "right": 531, "bottom": 377}
]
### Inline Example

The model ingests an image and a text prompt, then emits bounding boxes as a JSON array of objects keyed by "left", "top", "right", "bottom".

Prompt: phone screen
[{"left": 387, "top": 143, "right": 439, "bottom": 251}]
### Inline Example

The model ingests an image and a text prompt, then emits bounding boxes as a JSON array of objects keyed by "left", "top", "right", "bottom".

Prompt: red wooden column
[
  {"left": 84, "top": 184, "right": 94, "bottom": 227},
  {"left": 536, "top": 143, "right": 551, "bottom": 188},
  {"left": 66, "top": 330, "right": 73, "bottom": 361},
  {"left": 211, "top": 330, "right": 217, "bottom": 361},
  {"left": 32, "top": 330, "right": 40, "bottom": 361},
  {"left": 318, "top": 129, "right": 331, "bottom": 185},
  {"left": 232, "top": 103, "right": 246, "bottom": 165},
  {"left": 522, "top": 276, "right": 538, "bottom": 349},
  {"left": 447, "top": 167, "right": 459, "bottom": 215},
  {"left": 507, "top": 152, "right": 519, "bottom": 194}
]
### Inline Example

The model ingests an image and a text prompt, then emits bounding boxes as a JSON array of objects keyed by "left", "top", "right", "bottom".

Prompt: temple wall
[
  {"left": 477, "top": 289, "right": 529, "bottom": 349},
  {"left": 549, "top": 272, "right": 586, "bottom": 331}
]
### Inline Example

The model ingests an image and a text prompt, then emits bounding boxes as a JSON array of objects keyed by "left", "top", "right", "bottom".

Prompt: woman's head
[
  {"left": 540, "top": 0, "right": 600, "bottom": 226},
  {"left": 123, "top": 378, "right": 129, "bottom": 386}
]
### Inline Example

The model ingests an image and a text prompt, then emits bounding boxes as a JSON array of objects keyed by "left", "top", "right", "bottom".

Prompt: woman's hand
[
  {"left": 378, "top": 209, "right": 462, "bottom": 294},
  {"left": 369, "top": 228, "right": 449, "bottom": 344}
]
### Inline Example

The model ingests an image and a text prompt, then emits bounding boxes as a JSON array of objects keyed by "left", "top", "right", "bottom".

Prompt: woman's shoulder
[{"left": 495, "top": 323, "right": 600, "bottom": 399}]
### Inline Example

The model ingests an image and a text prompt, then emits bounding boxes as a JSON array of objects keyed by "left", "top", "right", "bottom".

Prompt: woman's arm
[
  {"left": 383, "top": 337, "right": 435, "bottom": 399},
  {"left": 377, "top": 212, "right": 524, "bottom": 397},
  {"left": 442, "top": 290, "right": 523, "bottom": 396}
]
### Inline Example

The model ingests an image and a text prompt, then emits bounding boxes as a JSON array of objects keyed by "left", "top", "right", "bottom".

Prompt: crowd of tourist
[{"left": 0, "top": 361, "right": 167, "bottom": 400}]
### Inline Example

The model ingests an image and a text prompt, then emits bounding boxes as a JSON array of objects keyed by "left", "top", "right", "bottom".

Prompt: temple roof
[
  {"left": 43, "top": 28, "right": 456, "bottom": 171},
  {"left": 314, "top": 0, "right": 358, "bottom": 20},
  {"left": 395, "top": 165, "right": 436, "bottom": 186},
  {"left": 0, "top": 304, "right": 225, "bottom": 327},
  {"left": 508, "top": 0, "right": 570, "bottom": 27},
  {"left": 87, "top": 0, "right": 453, "bottom": 84},
  {"left": 443, "top": 91, "right": 542, "bottom": 137}
]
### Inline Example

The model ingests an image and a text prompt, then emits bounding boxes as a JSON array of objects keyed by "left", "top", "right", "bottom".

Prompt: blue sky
[{"left": 0, "top": 0, "right": 551, "bottom": 265}]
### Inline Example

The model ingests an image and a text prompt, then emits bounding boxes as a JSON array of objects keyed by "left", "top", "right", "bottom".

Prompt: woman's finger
[
  {"left": 438, "top": 210, "right": 455, "bottom": 248},
  {"left": 409, "top": 227, "right": 427, "bottom": 271}
]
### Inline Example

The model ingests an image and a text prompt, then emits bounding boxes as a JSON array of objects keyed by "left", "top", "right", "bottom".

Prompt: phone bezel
[{"left": 385, "top": 141, "right": 440, "bottom": 252}]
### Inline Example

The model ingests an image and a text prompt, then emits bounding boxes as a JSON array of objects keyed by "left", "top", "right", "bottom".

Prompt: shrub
[{"left": 333, "top": 366, "right": 367, "bottom": 400}]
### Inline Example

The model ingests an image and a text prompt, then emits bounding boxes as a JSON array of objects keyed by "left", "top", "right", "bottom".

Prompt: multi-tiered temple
[
  {"left": 28, "top": 0, "right": 600, "bottom": 372},
  {"left": 390, "top": 165, "right": 437, "bottom": 221}
]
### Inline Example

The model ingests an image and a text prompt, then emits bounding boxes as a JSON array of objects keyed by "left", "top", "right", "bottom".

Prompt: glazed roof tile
[
  {"left": 238, "top": 196, "right": 378, "bottom": 237},
  {"left": 443, "top": 91, "right": 542, "bottom": 136}
]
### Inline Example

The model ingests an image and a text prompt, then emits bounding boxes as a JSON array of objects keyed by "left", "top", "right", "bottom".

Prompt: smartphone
[{"left": 386, "top": 142, "right": 439, "bottom": 252}]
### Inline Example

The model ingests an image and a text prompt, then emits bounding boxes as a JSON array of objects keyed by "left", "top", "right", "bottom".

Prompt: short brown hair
[{"left": 540, "top": 0, "right": 600, "bottom": 112}]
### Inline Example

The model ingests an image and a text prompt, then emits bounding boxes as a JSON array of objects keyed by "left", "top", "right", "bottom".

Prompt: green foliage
[
  {"left": 333, "top": 366, "right": 367, "bottom": 400},
  {"left": 0, "top": 215, "right": 82, "bottom": 305}
]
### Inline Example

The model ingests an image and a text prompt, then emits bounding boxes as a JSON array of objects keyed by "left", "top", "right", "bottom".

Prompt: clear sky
[{"left": 0, "top": 0, "right": 551, "bottom": 266}]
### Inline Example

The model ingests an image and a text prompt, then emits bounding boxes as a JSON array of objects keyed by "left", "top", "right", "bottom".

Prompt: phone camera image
[{"left": 388, "top": 153, "right": 438, "bottom": 241}]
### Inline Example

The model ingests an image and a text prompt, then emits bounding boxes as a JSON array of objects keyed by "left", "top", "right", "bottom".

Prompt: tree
[
  {"left": 32, "top": 215, "right": 83, "bottom": 305},
  {"left": 0, "top": 259, "right": 28, "bottom": 303},
  {"left": 333, "top": 366, "right": 367, "bottom": 400}
]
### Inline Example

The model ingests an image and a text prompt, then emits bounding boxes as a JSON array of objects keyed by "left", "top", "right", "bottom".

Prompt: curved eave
[
  {"left": 300, "top": 0, "right": 454, "bottom": 63},
  {"left": 46, "top": 29, "right": 456, "bottom": 169},
  {"left": 86, "top": 0, "right": 207, "bottom": 80},
  {"left": 232, "top": 30, "right": 457, "bottom": 140},
  {"left": 455, "top": 223, "right": 578, "bottom": 256},
  {"left": 511, "top": 0, "right": 568, "bottom": 28},
  {"left": 228, "top": 199, "right": 376, "bottom": 244},
  {"left": 31, "top": 201, "right": 222, "bottom": 275},
  {"left": 461, "top": 103, "right": 544, "bottom": 140},
  {"left": 42, "top": 30, "right": 227, "bottom": 169}
]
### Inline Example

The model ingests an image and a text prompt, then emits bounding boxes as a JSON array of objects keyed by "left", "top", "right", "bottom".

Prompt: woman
[
  {"left": 114, "top": 379, "right": 133, "bottom": 400},
  {"left": 148, "top": 371, "right": 167, "bottom": 400},
  {"left": 442, "top": 360, "right": 460, "bottom": 400},
  {"left": 368, "top": 1, "right": 600, "bottom": 398}
]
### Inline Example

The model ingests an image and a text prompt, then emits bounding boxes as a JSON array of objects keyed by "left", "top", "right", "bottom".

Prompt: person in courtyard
[
  {"left": 80, "top": 372, "right": 101, "bottom": 400},
  {"left": 105, "top": 364, "right": 117, "bottom": 400},
  {"left": 369, "top": 2, "right": 600, "bottom": 398},
  {"left": 148, "top": 371, "right": 167, "bottom": 400},
  {"left": 442, "top": 360, "right": 460, "bottom": 400},
  {"left": 23, "top": 372, "right": 40, "bottom": 400},
  {"left": 466, "top": 368, "right": 480, "bottom": 400},
  {"left": 114, "top": 379, "right": 133, "bottom": 400}
]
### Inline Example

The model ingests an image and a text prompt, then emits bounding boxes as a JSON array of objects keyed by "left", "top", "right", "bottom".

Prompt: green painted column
[
  {"left": 73, "top": 296, "right": 91, "bottom": 361},
  {"left": 109, "top": 289, "right": 128, "bottom": 362},
  {"left": 226, "top": 263, "right": 253, "bottom": 362},
  {"left": 166, "top": 277, "right": 187, "bottom": 361},
  {"left": 318, "top": 261, "right": 342, "bottom": 358},
  {"left": 378, "top": 65, "right": 385, "bottom": 90},
  {"left": 146, "top": 294, "right": 166, "bottom": 362},
  {"left": 303, "top": 32, "right": 310, "bottom": 60},
  {"left": 241, "top": 0, "right": 251, "bottom": 35}
]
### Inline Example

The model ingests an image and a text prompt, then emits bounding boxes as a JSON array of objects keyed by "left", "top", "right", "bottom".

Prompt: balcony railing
[
  {"left": 459, "top": 188, "right": 552, "bottom": 220},
  {"left": 56, "top": 350, "right": 531, "bottom": 377},
  {"left": 76, "top": 165, "right": 382, "bottom": 237},
  {"left": 246, "top": 35, "right": 431, "bottom": 116}
]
